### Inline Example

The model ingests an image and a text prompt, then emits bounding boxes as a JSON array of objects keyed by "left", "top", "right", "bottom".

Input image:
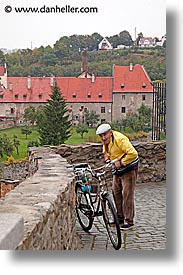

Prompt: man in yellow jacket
[{"left": 96, "top": 123, "right": 139, "bottom": 230}]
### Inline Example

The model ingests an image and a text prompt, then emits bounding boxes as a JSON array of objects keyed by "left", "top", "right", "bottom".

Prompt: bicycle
[{"left": 73, "top": 159, "right": 121, "bottom": 250}]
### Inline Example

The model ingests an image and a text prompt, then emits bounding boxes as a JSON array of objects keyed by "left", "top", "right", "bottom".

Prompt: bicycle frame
[{"left": 74, "top": 159, "right": 121, "bottom": 250}]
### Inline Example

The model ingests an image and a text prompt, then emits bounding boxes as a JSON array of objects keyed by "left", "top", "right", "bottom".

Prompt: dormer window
[
  {"left": 98, "top": 92, "right": 102, "bottom": 98},
  {"left": 23, "top": 94, "right": 27, "bottom": 99},
  {"left": 38, "top": 94, "right": 42, "bottom": 99},
  {"left": 121, "top": 83, "right": 125, "bottom": 88},
  {"left": 87, "top": 92, "right": 91, "bottom": 98},
  {"left": 0, "top": 94, "right": 3, "bottom": 99},
  {"left": 15, "top": 94, "right": 18, "bottom": 99},
  {"left": 142, "top": 82, "right": 146, "bottom": 88},
  {"left": 72, "top": 92, "right": 76, "bottom": 98}
]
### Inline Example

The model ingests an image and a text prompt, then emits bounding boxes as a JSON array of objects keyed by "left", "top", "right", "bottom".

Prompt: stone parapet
[
  {"left": 0, "top": 147, "right": 82, "bottom": 250},
  {"left": 56, "top": 141, "right": 166, "bottom": 183},
  {"left": 0, "top": 213, "right": 24, "bottom": 249}
]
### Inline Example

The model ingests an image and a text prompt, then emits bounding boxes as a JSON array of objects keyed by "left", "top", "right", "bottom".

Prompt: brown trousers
[{"left": 112, "top": 168, "right": 138, "bottom": 225}]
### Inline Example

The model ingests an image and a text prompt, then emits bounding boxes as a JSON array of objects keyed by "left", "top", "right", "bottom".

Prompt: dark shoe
[{"left": 120, "top": 223, "right": 135, "bottom": 231}]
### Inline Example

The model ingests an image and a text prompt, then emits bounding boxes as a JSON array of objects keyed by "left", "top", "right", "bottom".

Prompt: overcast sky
[{"left": 0, "top": 0, "right": 169, "bottom": 50}]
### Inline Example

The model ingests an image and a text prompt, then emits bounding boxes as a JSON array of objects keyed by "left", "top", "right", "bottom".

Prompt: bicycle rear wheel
[
  {"left": 75, "top": 183, "right": 94, "bottom": 231},
  {"left": 101, "top": 195, "right": 121, "bottom": 250}
]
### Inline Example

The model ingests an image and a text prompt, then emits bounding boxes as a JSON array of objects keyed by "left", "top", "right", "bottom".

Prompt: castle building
[{"left": 0, "top": 56, "right": 153, "bottom": 125}]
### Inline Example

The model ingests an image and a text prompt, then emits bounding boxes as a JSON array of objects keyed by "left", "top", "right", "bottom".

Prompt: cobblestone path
[{"left": 76, "top": 181, "right": 166, "bottom": 250}]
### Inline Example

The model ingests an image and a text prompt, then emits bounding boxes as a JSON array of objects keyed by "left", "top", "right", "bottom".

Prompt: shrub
[{"left": 4, "top": 155, "right": 15, "bottom": 165}]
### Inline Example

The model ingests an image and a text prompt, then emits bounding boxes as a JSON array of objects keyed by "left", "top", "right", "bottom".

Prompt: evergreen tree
[{"left": 38, "top": 84, "right": 71, "bottom": 145}]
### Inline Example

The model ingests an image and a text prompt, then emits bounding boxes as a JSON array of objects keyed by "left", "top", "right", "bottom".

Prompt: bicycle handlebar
[{"left": 84, "top": 159, "right": 118, "bottom": 179}]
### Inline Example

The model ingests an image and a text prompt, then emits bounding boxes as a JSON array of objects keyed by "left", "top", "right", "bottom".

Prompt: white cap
[{"left": 96, "top": 124, "right": 111, "bottom": 135}]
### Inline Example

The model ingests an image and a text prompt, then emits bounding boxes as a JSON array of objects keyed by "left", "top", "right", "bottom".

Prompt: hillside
[{"left": 1, "top": 32, "right": 166, "bottom": 81}]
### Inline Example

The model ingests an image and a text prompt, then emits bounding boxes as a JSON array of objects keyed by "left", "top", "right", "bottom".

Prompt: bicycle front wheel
[
  {"left": 75, "top": 183, "right": 94, "bottom": 231},
  {"left": 101, "top": 196, "right": 121, "bottom": 250}
]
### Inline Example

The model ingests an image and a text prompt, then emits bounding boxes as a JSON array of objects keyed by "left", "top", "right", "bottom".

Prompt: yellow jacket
[{"left": 103, "top": 131, "right": 138, "bottom": 166}]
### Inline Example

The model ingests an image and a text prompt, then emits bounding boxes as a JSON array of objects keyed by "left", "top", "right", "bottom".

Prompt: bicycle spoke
[{"left": 102, "top": 196, "right": 121, "bottom": 250}]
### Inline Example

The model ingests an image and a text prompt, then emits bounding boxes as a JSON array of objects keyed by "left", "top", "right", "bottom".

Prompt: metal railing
[{"left": 152, "top": 82, "right": 166, "bottom": 140}]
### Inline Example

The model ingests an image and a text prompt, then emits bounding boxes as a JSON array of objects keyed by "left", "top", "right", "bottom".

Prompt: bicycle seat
[{"left": 73, "top": 163, "right": 89, "bottom": 169}]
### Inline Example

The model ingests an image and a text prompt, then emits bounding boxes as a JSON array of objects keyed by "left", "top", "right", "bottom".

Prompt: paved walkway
[{"left": 76, "top": 181, "right": 166, "bottom": 250}]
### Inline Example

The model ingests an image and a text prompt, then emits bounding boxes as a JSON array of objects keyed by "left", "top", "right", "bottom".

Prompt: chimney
[
  {"left": 129, "top": 63, "right": 133, "bottom": 71},
  {"left": 27, "top": 76, "right": 31, "bottom": 89},
  {"left": 82, "top": 49, "right": 88, "bottom": 77},
  {"left": 9, "top": 81, "right": 13, "bottom": 91},
  {"left": 50, "top": 75, "right": 55, "bottom": 87},
  {"left": 91, "top": 73, "right": 95, "bottom": 83}
]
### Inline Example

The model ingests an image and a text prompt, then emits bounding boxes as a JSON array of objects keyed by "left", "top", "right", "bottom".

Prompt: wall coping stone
[{"left": 0, "top": 213, "right": 24, "bottom": 250}]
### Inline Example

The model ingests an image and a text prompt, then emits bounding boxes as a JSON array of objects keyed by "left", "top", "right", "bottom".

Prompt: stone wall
[
  {"left": 0, "top": 147, "right": 82, "bottom": 250},
  {"left": 0, "top": 141, "right": 166, "bottom": 250},
  {"left": 55, "top": 141, "right": 166, "bottom": 183},
  {"left": 0, "top": 120, "right": 15, "bottom": 130}
]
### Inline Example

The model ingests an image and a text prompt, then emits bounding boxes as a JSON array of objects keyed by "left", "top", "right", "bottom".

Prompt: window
[
  {"left": 101, "top": 107, "right": 105, "bottom": 113},
  {"left": 121, "top": 107, "right": 126, "bottom": 113},
  {"left": 122, "top": 95, "right": 126, "bottom": 100},
  {"left": 142, "top": 95, "right": 146, "bottom": 101},
  {"left": 87, "top": 92, "right": 91, "bottom": 98},
  {"left": 10, "top": 108, "right": 14, "bottom": 114}
]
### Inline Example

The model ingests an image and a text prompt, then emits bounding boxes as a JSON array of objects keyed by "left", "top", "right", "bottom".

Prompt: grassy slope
[{"left": 0, "top": 126, "right": 100, "bottom": 162}]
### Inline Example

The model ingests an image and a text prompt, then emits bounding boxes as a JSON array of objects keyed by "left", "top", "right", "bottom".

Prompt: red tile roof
[
  {"left": 113, "top": 64, "right": 153, "bottom": 93},
  {"left": 56, "top": 77, "right": 113, "bottom": 102},
  {"left": 0, "top": 76, "right": 113, "bottom": 103},
  {"left": 0, "top": 64, "right": 152, "bottom": 104}
]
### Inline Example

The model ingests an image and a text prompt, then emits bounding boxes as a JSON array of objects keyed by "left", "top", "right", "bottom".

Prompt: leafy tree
[
  {"left": 13, "top": 134, "right": 20, "bottom": 155},
  {"left": 137, "top": 103, "right": 152, "bottom": 128},
  {"left": 24, "top": 106, "right": 36, "bottom": 125},
  {"left": 84, "top": 110, "right": 100, "bottom": 127},
  {"left": 21, "top": 126, "right": 32, "bottom": 139},
  {"left": 0, "top": 136, "right": 3, "bottom": 157},
  {"left": 76, "top": 124, "right": 88, "bottom": 138},
  {"left": 0, "top": 50, "right": 5, "bottom": 66},
  {"left": 136, "top": 32, "right": 143, "bottom": 46},
  {"left": 1, "top": 134, "right": 14, "bottom": 157},
  {"left": 37, "top": 84, "right": 71, "bottom": 145}
]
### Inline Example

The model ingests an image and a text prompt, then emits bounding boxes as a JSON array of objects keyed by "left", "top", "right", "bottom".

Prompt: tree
[
  {"left": 84, "top": 110, "right": 100, "bottom": 127},
  {"left": 13, "top": 134, "right": 20, "bottom": 155},
  {"left": 21, "top": 126, "right": 32, "bottom": 139},
  {"left": 76, "top": 124, "right": 88, "bottom": 138},
  {"left": 1, "top": 134, "right": 14, "bottom": 157},
  {"left": 37, "top": 84, "right": 71, "bottom": 145},
  {"left": 138, "top": 104, "right": 152, "bottom": 128},
  {"left": 24, "top": 106, "right": 36, "bottom": 125},
  {"left": 136, "top": 32, "right": 143, "bottom": 46},
  {"left": 0, "top": 136, "right": 3, "bottom": 157},
  {"left": 0, "top": 50, "right": 5, "bottom": 66}
]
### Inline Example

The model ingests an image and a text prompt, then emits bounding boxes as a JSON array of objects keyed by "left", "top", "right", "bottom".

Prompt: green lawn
[
  {"left": 0, "top": 126, "right": 39, "bottom": 161},
  {"left": 0, "top": 126, "right": 100, "bottom": 162}
]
